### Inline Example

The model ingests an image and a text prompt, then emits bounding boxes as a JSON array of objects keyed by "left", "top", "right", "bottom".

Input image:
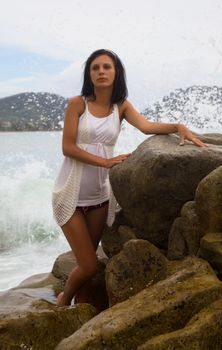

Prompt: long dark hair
[{"left": 81, "top": 49, "right": 128, "bottom": 104}]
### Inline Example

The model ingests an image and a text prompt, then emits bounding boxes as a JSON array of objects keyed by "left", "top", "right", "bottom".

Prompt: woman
[{"left": 53, "top": 49, "right": 205, "bottom": 306}]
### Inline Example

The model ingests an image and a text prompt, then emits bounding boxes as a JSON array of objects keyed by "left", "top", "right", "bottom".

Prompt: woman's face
[{"left": 90, "top": 54, "right": 116, "bottom": 89}]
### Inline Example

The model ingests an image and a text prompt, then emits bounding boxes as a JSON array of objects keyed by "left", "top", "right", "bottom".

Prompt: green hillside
[{"left": 0, "top": 92, "right": 68, "bottom": 131}]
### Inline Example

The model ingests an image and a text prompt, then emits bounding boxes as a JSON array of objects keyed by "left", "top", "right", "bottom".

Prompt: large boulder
[
  {"left": 55, "top": 257, "right": 222, "bottom": 350},
  {"left": 109, "top": 134, "right": 222, "bottom": 248},
  {"left": 106, "top": 239, "right": 168, "bottom": 306}
]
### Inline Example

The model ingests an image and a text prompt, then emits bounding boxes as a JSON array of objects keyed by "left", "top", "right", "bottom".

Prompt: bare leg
[
  {"left": 58, "top": 210, "right": 98, "bottom": 306},
  {"left": 74, "top": 204, "right": 108, "bottom": 304}
]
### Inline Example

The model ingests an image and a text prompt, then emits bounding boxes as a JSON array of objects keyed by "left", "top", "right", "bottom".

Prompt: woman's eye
[{"left": 104, "top": 64, "right": 111, "bottom": 69}]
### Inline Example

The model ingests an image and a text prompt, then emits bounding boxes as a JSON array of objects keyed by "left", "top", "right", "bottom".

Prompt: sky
[{"left": 1, "top": 0, "right": 222, "bottom": 109}]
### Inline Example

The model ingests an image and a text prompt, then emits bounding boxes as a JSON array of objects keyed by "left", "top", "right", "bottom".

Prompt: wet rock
[{"left": 0, "top": 288, "right": 96, "bottom": 350}]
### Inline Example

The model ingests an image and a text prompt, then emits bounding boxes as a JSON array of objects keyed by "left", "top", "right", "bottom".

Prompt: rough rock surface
[
  {"left": 101, "top": 225, "right": 137, "bottom": 258},
  {"left": 168, "top": 201, "right": 201, "bottom": 260},
  {"left": 106, "top": 239, "right": 168, "bottom": 306},
  {"left": 198, "top": 232, "right": 222, "bottom": 274},
  {"left": 198, "top": 132, "right": 222, "bottom": 145},
  {"left": 0, "top": 286, "right": 96, "bottom": 350},
  {"left": 138, "top": 297, "right": 222, "bottom": 350},
  {"left": 56, "top": 258, "right": 222, "bottom": 350},
  {"left": 109, "top": 134, "right": 222, "bottom": 248},
  {"left": 195, "top": 165, "right": 222, "bottom": 235}
]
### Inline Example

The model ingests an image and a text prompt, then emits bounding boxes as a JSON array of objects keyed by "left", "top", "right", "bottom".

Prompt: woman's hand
[
  {"left": 177, "top": 124, "right": 207, "bottom": 147},
  {"left": 104, "top": 153, "right": 131, "bottom": 168}
]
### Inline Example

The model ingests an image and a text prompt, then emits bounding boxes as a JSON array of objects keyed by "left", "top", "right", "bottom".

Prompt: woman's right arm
[{"left": 62, "top": 96, "right": 130, "bottom": 168}]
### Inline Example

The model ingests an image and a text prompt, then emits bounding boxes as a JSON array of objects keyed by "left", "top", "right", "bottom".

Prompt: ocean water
[{"left": 0, "top": 124, "right": 147, "bottom": 291}]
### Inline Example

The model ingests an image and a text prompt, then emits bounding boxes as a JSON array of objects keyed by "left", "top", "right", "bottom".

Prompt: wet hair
[{"left": 81, "top": 49, "right": 128, "bottom": 104}]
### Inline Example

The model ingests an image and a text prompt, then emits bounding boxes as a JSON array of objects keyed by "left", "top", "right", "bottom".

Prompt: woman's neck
[{"left": 92, "top": 88, "right": 113, "bottom": 107}]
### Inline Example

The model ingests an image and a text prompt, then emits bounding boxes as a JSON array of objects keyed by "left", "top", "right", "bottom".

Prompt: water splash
[
  {"left": 0, "top": 159, "right": 60, "bottom": 250},
  {"left": 143, "top": 85, "right": 222, "bottom": 133}
]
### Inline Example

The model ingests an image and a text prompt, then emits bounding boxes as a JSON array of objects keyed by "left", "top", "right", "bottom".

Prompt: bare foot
[{"left": 56, "top": 291, "right": 64, "bottom": 306}]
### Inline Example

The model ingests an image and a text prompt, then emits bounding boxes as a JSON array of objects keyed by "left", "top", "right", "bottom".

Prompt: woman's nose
[{"left": 98, "top": 67, "right": 105, "bottom": 74}]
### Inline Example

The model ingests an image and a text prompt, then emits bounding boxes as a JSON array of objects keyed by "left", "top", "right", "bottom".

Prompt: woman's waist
[{"left": 77, "top": 141, "right": 114, "bottom": 148}]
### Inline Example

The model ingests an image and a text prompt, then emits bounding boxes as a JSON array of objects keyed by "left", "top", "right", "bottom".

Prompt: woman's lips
[{"left": 97, "top": 77, "right": 107, "bottom": 81}]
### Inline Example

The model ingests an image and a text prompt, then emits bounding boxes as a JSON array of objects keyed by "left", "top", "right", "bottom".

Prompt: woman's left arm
[{"left": 122, "top": 100, "right": 206, "bottom": 147}]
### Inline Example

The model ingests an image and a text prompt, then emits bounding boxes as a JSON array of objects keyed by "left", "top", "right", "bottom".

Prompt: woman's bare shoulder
[
  {"left": 118, "top": 99, "right": 131, "bottom": 119},
  {"left": 66, "top": 95, "right": 85, "bottom": 116}
]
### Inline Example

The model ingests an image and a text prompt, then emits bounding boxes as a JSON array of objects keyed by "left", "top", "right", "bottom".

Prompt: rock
[
  {"left": 109, "top": 134, "right": 222, "bottom": 248},
  {"left": 0, "top": 289, "right": 96, "bottom": 350},
  {"left": 10, "top": 271, "right": 62, "bottom": 305},
  {"left": 55, "top": 258, "right": 222, "bottom": 350},
  {"left": 166, "top": 255, "right": 215, "bottom": 278},
  {"left": 198, "top": 133, "right": 222, "bottom": 145},
  {"left": 198, "top": 232, "right": 222, "bottom": 274},
  {"left": 52, "top": 250, "right": 78, "bottom": 281},
  {"left": 138, "top": 297, "right": 222, "bottom": 350},
  {"left": 106, "top": 239, "right": 168, "bottom": 306},
  {"left": 101, "top": 225, "right": 137, "bottom": 258},
  {"left": 52, "top": 248, "right": 109, "bottom": 312},
  {"left": 168, "top": 201, "right": 201, "bottom": 260},
  {"left": 195, "top": 165, "right": 222, "bottom": 235},
  {"left": 15, "top": 272, "right": 59, "bottom": 290},
  {"left": 88, "top": 258, "right": 109, "bottom": 312}
]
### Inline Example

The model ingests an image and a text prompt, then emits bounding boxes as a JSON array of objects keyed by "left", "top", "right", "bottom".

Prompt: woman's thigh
[
  {"left": 61, "top": 210, "right": 97, "bottom": 268},
  {"left": 85, "top": 204, "right": 109, "bottom": 249}
]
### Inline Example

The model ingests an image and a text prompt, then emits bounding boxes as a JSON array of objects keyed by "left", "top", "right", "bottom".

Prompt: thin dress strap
[
  {"left": 82, "top": 96, "right": 89, "bottom": 112},
  {"left": 113, "top": 103, "right": 120, "bottom": 128}
]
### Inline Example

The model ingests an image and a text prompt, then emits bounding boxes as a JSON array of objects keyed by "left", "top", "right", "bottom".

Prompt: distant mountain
[
  {"left": 0, "top": 92, "right": 68, "bottom": 131},
  {"left": 1, "top": 86, "right": 222, "bottom": 132},
  {"left": 143, "top": 85, "right": 222, "bottom": 130}
]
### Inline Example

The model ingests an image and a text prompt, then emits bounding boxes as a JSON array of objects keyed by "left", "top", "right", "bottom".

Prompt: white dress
[{"left": 52, "top": 98, "right": 120, "bottom": 227}]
